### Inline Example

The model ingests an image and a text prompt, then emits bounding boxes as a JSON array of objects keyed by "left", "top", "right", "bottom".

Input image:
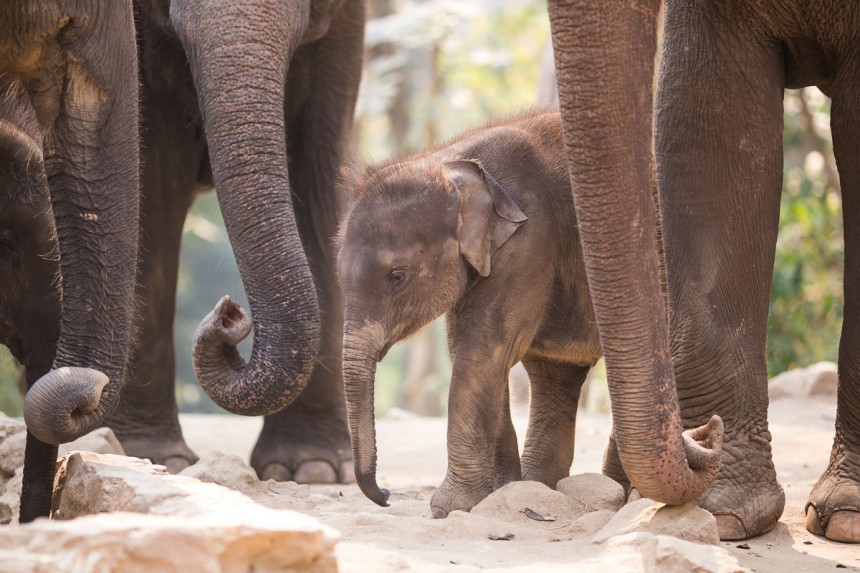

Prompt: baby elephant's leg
[
  {"left": 494, "top": 388, "right": 522, "bottom": 489},
  {"left": 430, "top": 357, "right": 510, "bottom": 517},
  {"left": 520, "top": 359, "right": 588, "bottom": 488}
]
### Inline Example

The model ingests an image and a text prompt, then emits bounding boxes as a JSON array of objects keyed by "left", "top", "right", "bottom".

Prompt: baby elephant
[{"left": 338, "top": 110, "right": 602, "bottom": 517}]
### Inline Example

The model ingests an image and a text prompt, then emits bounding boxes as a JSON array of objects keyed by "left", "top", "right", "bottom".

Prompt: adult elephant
[
  {"left": 548, "top": 1, "right": 860, "bottom": 543},
  {"left": 0, "top": 2, "right": 140, "bottom": 522},
  {"left": 108, "top": 0, "right": 364, "bottom": 483}
]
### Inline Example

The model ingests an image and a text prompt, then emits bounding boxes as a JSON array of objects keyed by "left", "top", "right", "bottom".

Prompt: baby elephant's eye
[{"left": 387, "top": 268, "right": 408, "bottom": 291}]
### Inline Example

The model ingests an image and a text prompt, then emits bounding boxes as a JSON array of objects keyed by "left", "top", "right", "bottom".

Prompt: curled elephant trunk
[
  {"left": 548, "top": 0, "right": 723, "bottom": 504},
  {"left": 23, "top": 368, "right": 109, "bottom": 444},
  {"left": 174, "top": 0, "right": 320, "bottom": 415},
  {"left": 343, "top": 319, "right": 390, "bottom": 507}
]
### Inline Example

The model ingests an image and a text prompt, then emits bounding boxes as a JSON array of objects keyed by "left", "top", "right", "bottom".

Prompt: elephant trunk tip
[
  {"left": 23, "top": 367, "right": 110, "bottom": 444},
  {"left": 357, "top": 474, "right": 390, "bottom": 507},
  {"left": 682, "top": 414, "right": 724, "bottom": 473},
  {"left": 200, "top": 295, "right": 253, "bottom": 347}
]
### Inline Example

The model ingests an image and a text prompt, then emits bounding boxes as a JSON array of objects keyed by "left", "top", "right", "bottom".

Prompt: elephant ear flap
[{"left": 442, "top": 160, "right": 527, "bottom": 277}]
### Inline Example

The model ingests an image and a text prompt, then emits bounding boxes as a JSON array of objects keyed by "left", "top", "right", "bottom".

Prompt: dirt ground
[{"left": 179, "top": 392, "right": 859, "bottom": 573}]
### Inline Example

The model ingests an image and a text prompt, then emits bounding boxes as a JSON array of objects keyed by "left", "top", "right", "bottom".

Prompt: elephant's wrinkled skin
[
  {"left": 105, "top": 0, "right": 364, "bottom": 483},
  {"left": 548, "top": 0, "right": 860, "bottom": 542},
  {"left": 0, "top": 2, "right": 140, "bottom": 521},
  {"left": 338, "top": 110, "right": 723, "bottom": 516}
]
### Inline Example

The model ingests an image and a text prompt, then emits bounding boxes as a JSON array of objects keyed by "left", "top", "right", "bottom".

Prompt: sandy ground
[{"left": 179, "top": 394, "right": 860, "bottom": 573}]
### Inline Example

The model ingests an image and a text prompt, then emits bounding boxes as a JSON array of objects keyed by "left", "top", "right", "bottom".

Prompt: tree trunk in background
[{"left": 400, "top": 325, "right": 442, "bottom": 416}]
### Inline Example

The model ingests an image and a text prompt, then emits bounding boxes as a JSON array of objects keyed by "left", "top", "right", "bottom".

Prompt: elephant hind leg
[
  {"left": 805, "top": 79, "right": 860, "bottom": 544},
  {"left": 493, "top": 387, "right": 522, "bottom": 490},
  {"left": 520, "top": 358, "right": 587, "bottom": 488}
]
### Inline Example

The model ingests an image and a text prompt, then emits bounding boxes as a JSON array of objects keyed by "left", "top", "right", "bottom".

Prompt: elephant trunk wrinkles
[
  {"left": 548, "top": 0, "right": 722, "bottom": 504},
  {"left": 174, "top": 0, "right": 320, "bottom": 415},
  {"left": 22, "top": 1, "right": 140, "bottom": 446},
  {"left": 343, "top": 319, "right": 389, "bottom": 507}
]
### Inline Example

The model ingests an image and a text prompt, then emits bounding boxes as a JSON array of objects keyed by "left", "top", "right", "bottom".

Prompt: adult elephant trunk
[
  {"left": 342, "top": 318, "right": 389, "bottom": 506},
  {"left": 22, "top": 1, "right": 139, "bottom": 446},
  {"left": 548, "top": 0, "right": 723, "bottom": 503},
  {"left": 172, "top": 0, "right": 320, "bottom": 415}
]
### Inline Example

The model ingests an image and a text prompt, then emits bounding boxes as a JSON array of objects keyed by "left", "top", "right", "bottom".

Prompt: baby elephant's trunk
[{"left": 342, "top": 318, "right": 390, "bottom": 506}]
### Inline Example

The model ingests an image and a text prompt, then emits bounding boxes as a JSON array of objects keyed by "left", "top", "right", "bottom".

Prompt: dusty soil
[{"left": 178, "top": 393, "right": 860, "bottom": 573}]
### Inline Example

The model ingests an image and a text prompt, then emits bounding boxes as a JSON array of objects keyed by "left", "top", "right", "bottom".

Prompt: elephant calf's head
[{"left": 337, "top": 157, "right": 526, "bottom": 507}]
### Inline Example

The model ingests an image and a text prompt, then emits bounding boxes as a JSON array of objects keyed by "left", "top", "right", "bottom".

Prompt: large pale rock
[
  {"left": 0, "top": 510, "right": 337, "bottom": 573},
  {"left": 3, "top": 451, "right": 339, "bottom": 573},
  {"left": 471, "top": 480, "right": 585, "bottom": 525},
  {"left": 593, "top": 498, "right": 719, "bottom": 545},
  {"left": 0, "top": 415, "right": 125, "bottom": 525},
  {"left": 557, "top": 473, "right": 625, "bottom": 512},
  {"left": 580, "top": 532, "right": 747, "bottom": 573},
  {"left": 768, "top": 361, "right": 838, "bottom": 400}
]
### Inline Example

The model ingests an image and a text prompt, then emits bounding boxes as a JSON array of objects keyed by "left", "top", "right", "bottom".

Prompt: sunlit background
[{"left": 0, "top": 0, "right": 842, "bottom": 418}]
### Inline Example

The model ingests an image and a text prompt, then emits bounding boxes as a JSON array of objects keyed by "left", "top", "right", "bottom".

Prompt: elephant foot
[
  {"left": 430, "top": 475, "right": 492, "bottom": 519},
  {"left": 115, "top": 433, "right": 199, "bottom": 473},
  {"left": 251, "top": 405, "right": 354, "bottom": 484},
  {"left": 805, "top": 452, "right": 860, "bottom": 543},
  {"left": 259, "top": 459, "right": 355, "bottom": 484},
  {"left": 696, "top": 434, "right": 785, "bottom": 540}
]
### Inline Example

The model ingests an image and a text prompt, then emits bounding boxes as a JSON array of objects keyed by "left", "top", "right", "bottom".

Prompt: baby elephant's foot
[
  {"left": 430, "top": 475, "right": 492, "bottom": 518},
  {"left": 806, "top": 452, "right": 860, "bottom": 543}
]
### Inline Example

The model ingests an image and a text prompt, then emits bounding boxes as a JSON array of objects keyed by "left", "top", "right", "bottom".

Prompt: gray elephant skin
[
  {"left": 337, "top": 110, "right": 723, "bottom": 516},
  {"left": 0, "top": 2, "right": 140, "bottom": 522},
  {"left": 547, "top": 0, "right": 860, "bottom": 543},
  {"left": 103, "top": 0, "right": 365, "bottom": 484}
]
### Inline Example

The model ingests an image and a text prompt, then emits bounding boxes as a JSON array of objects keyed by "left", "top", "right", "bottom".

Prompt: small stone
[
  {"left": 580, "top": 532, "right": 746, "bottom": 573},
  {"left": 593, "top": 498, "right": 719, "bottom": 545},
  {"left": 557, "top": 473, "right": 625, "bottom": 512},
  {"left": 807, "top": 362, "right": 838, "bottom": 397},
  {"left": 178, "top": 451, "right": 260, "bottom": 494},
  {"left": 471, "top": 481, "right": 585, "bottom": 525}
]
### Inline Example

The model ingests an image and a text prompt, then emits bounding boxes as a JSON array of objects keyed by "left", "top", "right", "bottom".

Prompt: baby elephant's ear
[{"left": 442, "top": 160, "right": 527, "bottom": 277}]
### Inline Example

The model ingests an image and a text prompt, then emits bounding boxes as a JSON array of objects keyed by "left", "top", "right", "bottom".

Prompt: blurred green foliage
[
  {"left": 768, "top": 89, "right": 843, "bottom": 376},
  {"left": 0, "top": 1, "right": 847, "bottom": 418}
]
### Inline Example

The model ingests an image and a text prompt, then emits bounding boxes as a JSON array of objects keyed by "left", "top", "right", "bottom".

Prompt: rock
[
  {"left": 471, "top": 480, "right": 585, "bottom": 525},
  {"left": 557, "top": 473, "right": 625, "bottom": 512},
  {"left": 178, "top": 451, "right": 260, "bottom": 494},
  {"left": 569, "top": 509, "right": 615, "bottom": 535},
  {"left": 807, "top": 361, "right": 838, "bottom": 397},
  {"left": 769, "top": 361, "right": 837, "bottom": 399},
  {"left": 0, "top": 414, "right": 26, "bottom": 477},
  {"left": 593, "top": 498, "right": 719, "bottom": 545},
  {"left": 11, "top": 451, "right": 340, "bottom": 573},
  {"left": 0, "top": 510, "right": 338, "bottom": 573},
  {"left": 59, "top": 427, "right": 125, "bottom": 457},
  {"left": 580, "top": 532, "right": 747, "bottom": 573}
]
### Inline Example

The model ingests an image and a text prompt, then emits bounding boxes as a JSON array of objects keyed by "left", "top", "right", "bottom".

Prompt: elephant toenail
[
  {"left": 715, "top": 514, "right": 749, "bottom": 540},
  {"left": 260, "top": 462, "right": 293, "bottom": 482},
  {"left": 162, "top": 456, "right": 192, "bottom": 474},
  {"left": 294, "top": 460, "right": 337, "bottom": 484},
  {"left": 824, "top": 510, "right": 860, "bottom": 543}
]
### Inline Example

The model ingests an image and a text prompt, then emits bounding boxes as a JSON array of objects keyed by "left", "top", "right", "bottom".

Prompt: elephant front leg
[
  {"left": 248, "top": 0, "right": 364, "bottom": 485},
  {"left": 656, "top": 1, "right": 786, "bottom": 540},
  {"left": 493, "top": 388, "right": 522, "bottom": 490},
  {"left": 104, "top": 93, "right": 203, "bottom": 473},
  {"left": 805, "top": 86, "right": 860, "bottom": 544},
  {"left": 431, "top": 356, "right": 509, "bottom": 518}
]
